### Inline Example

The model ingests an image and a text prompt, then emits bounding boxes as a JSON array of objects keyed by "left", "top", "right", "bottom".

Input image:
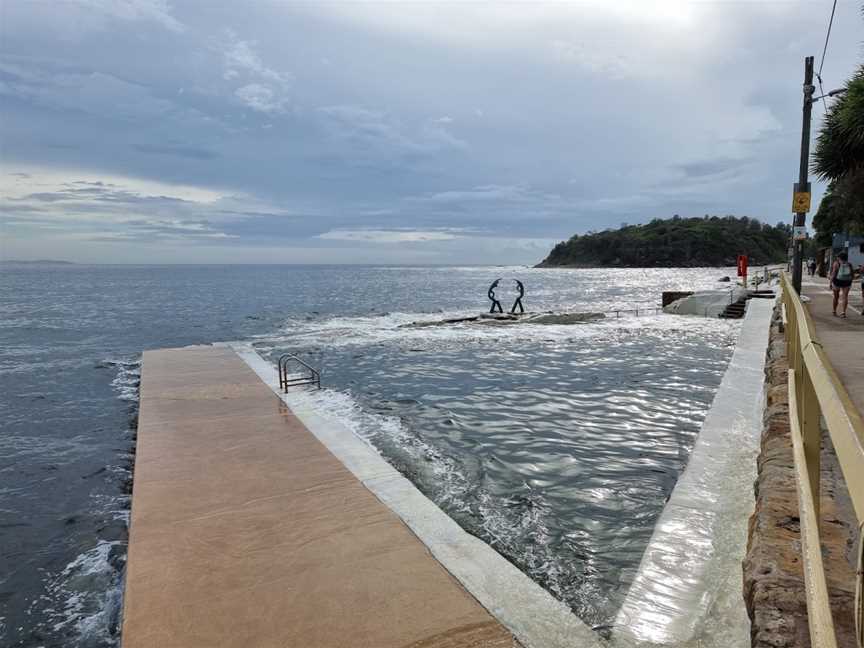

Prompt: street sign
[
  {"left": 792, "top": 181, "right": 811, "bottom": 213},
  {"left": 793, "top": 192, "right": 811, "bottom": 213},
  {"left": 793, "top": 226, "right": 807, "bottom": 241}
]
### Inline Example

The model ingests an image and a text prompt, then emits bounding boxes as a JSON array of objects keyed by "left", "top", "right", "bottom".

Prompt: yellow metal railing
[{"left": 781, "top": 272, "right": 864, "bottom": 648}]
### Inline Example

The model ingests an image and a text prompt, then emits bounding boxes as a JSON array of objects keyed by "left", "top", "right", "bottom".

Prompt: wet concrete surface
[{"left": 122, "top": 346, "right": 517, "bottom": 648}]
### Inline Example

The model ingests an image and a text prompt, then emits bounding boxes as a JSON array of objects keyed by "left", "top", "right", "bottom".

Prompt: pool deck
[{"left": 121, "top": 345, "right": 518, "bottom": 648}]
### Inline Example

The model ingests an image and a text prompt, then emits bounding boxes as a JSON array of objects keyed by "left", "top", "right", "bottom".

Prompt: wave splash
[{"left": 38, "top": 358, "right": 140, "bottom": 648}]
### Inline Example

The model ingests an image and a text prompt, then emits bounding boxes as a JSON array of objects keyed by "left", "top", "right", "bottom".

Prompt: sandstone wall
[{"left": 742, "top": 306, "right": 858, "bottom": 647}]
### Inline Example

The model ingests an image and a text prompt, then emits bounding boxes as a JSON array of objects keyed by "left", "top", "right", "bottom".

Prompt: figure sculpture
[{"left": 487, "top": 278, "right": 525, "bottom": 314}]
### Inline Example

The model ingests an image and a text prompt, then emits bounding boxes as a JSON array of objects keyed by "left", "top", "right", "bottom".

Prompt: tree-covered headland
[{"left": 537, "top": 215, "right": 791, "bottom": 268}]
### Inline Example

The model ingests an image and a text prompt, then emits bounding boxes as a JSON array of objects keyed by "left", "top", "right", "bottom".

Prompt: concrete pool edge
[
  {"left": 229, "top": 342, "right": 603, "bottom": 648},
  {"left": 612, "top": 298, "right": 776, "bottom": 645}
]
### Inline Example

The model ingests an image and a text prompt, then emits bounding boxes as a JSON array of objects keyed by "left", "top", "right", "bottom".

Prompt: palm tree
[
  {"left": 812, "top": 23, "right": 864, "bottom": 243},
  {"left": 813, "top": 65, "right": 864, "bottom": 181}
]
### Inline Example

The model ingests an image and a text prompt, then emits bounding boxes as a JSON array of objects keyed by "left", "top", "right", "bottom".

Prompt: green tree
[
  {"left": 813, "top": 65, "right": 864, "bottom": 182},
  {"left": 538, "top": 215, "right": 790, "bottom": 267},
  {"left": 812, "top": 172, "right": 864, "bottom": 247},
  {"left": 812, "top": 55, "right": 864, "bottom": 243}
]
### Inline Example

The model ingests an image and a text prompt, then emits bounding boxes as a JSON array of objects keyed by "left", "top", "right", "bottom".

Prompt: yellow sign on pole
[{"left": 793, "top": 191, "right": 811, "bottom": 213}]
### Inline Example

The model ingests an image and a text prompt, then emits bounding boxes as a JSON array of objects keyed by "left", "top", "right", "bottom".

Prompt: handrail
[
  {"left": 605, "top": 307, "right": 663, "bottom": 318},
  {"left": 788, "top": 369, "right": 840, "bottom": 648},
  {"left": 780, "top": 272, "right": 864, "bottom": 647},
  {"left": 278, "top": 353, "right": 321, "bottom": 392}
]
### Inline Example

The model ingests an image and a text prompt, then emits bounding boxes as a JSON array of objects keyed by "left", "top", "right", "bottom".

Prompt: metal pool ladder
[{"left": 278, "top": 353, "right": 321, "bottom": 392}]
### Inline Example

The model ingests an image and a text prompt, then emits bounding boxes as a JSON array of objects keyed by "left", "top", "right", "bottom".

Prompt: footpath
[{"left": 802, "top": 276, "right": 864, "bottom": 417}]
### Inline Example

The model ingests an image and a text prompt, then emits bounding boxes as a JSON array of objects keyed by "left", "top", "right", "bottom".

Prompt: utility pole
[{"left": 791, "top": 56, "right": 815, "bottom": 294}]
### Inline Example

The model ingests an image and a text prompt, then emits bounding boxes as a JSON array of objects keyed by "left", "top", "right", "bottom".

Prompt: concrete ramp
[{"left": 122, "top": 346, "right": 517, "bottom": 648}]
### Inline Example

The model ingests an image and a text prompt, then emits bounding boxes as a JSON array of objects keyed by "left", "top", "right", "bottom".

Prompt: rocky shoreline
[
  {"left": 742, "top": 305, "right": 858, "bottom": 647},
  {"left": 398, "top": 311, "right": 606, "bottom": 328}
]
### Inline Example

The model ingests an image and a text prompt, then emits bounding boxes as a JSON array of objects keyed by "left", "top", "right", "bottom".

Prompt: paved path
[
  {"left": 122, "top": 346, "right": 516, "bottom": 648},
  {"left": 802, "top": 277, "right": 864, "bottom": 417}
]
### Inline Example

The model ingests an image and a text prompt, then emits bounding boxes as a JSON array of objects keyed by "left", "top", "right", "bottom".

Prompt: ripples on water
[
  {"left": 1, "top": 264, "right": 738, "bottom": 645},
  {"left": 257, "top": 311, "right": 737, "bottom": 627}
]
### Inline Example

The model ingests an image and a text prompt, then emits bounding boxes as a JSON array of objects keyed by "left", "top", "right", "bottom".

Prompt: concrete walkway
[
  {"left": 122, "top": 346, "right": 517, "bottom": 648},
  {"left": 802, "top": 276, "right": 864, "bottom": 417}
]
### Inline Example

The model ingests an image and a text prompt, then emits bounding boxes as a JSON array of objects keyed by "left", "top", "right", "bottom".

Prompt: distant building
[{"left": 831, "top": 233, "right": 864, "bottom": 266}]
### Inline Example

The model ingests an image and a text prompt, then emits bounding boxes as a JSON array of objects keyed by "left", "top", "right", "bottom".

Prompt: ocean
[{"left": 0, "top": 264, "right": 740, "bottom": 647}]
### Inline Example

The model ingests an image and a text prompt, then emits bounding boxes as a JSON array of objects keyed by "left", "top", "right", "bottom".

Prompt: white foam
[
  {"left": 249, "top": 309, "right": 738, "bottom": 360},
  {"left": 46, "top": 540, "right": 124, "bottom": 646},
  {"left": 109, "top": 360, "right": 140, "bottom": 403}
]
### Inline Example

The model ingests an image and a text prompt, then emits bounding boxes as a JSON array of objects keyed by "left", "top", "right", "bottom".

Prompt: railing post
[
  {"left": 801, "top": 365, "right": 822, "bottom": 525},
  {"left": 785, "top": 279, "right": 820, "bottom": 522},
  {"left": 857, "top": 532, "right": 864, "bottom": 647}
]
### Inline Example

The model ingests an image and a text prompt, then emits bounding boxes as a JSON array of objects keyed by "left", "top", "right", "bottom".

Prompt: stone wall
[{"left": 742, "top": 306, "right": 858, "bottom": 647}]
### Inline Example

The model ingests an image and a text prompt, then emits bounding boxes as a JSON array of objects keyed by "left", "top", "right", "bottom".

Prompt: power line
[
  {"left": 815, "top": 0, "right": 838, "bottom": 113},
  {"left": 817, "top": 75, "right": 829, "bottom": 113},
  {"left": 817, "top": 0, "right": 838, "bottom": 79}
]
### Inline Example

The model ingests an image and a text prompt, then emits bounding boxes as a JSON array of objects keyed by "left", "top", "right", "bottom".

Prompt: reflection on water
[{"left": 258, "top": 312, "right": 737, "bottom": 626}]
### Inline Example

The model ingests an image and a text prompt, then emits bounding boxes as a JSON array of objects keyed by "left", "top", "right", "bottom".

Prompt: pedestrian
[
  {"left": 859, "top": 263, "right": 864, "bottom": 316},
  {"left": 807, "top": 258, "right": 817, "bottom": 276},
  {"left": 830, "top": 251, "right": 854, "bottom": 318}
]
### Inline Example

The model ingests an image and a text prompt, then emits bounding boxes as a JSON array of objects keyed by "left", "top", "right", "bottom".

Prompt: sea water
[{"left": 0, "top": 264, "right": 739, "bottom": 647}]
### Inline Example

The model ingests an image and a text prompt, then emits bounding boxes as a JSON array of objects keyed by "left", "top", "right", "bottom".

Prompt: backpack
[{"left": 836, "top": 262, "right": 852, "bottom": 281}]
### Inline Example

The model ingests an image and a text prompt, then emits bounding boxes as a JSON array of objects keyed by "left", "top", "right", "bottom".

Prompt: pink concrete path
[{"left": 122, "top": 346, "right": 517, "bottom": 648}]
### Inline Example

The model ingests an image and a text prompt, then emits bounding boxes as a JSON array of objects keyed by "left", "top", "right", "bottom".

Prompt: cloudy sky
[{"left": 1, "top": 0, "right": 861, "bottom": 264}]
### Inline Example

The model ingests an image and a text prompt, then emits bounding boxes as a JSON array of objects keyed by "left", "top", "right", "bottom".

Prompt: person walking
[
  {"left": 859, "top": 263, "right": 864, "bottom": 316},
  {"left": 830, "top": 251, "right": 854, "bottom": 318},
  {"left": 807, "top": 258, "right": 817, "bottom": 276}
]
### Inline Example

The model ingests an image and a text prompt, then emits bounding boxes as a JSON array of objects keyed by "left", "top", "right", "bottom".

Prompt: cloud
[
  {"left": 676, "top": 158, "right": 749, "bottom": 180},
  {"left": 0, "top": 168, "right": 287, "bottom": 244},
  {"left": 317, "top": 228, "right": 466, "bottom": 243},
  {"left": 234, "top": 83, "right": 288, "bottom": 114},
  {"left": 0, "top": 0, "right": 185, "bottom": 41},
  {"left": 318, "top": 105, "right": 467, "bottom": 161},
  {"left": 133, "top": 143, "right": 219, "bottom": 160},
  {"left": 550, "top": 41, "right": 637, "bottom": 81},
  {"left": 1, "top": 0, "right": 862, "bottom": 263},
  {"left": 78, "top": 0, "right": 185, "bottom": 33},
  {"left": 223, "top": 32, "right": 285, "bottom": 83},
  {"left": 0, "top": 63, "right": 192, "bottom": 124},
  {"left": 413, "top": 184, "right": 557, "bottom": 204},
  {"left": 219, "top": 30, "right": 291, "bottom": 114}
]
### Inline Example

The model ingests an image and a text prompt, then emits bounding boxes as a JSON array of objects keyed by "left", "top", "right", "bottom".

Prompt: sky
[{"left": 1, "top": 0, "right": 862, "bottom": 265}]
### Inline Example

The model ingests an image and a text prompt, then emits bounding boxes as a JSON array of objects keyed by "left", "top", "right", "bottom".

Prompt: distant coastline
[{"left": 1, "top": 260, "right": 77, "bottom": 265}]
